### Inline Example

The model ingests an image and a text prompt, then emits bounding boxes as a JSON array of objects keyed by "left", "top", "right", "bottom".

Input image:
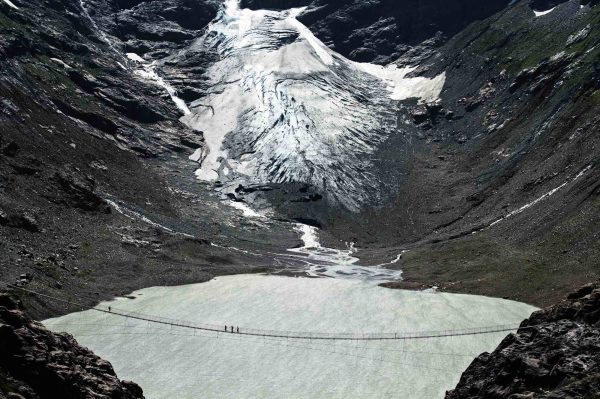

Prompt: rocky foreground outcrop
[
  {"left": 446, "top": 282, "right": 600, "bottom": 398},
  {"left": 0, "top": 294, "right": 144, "bottom": 399}
]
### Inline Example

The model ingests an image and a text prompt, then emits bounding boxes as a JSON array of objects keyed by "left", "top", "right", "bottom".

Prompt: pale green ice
[{"left": 44, "top": 275, "right": 538, "bottom": 399}]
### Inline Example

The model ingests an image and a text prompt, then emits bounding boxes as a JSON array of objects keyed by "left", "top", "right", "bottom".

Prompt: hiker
[
  {"left": 230, "top": 325, "right": 234, "bottom": 333},
  {"left": 237, "top": 326, "right": 239, "bottom": 333},
  {"left": 224, "top": 325, "right": 227, "bottom": 332},
  {"left": 108, "top": 306, "right": 111, "bottom": 313}
]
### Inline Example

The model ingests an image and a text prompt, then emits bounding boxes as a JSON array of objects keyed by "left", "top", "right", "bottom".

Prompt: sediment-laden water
[{"left": 45, "top": 275, "right": 537, "bottom": 399}]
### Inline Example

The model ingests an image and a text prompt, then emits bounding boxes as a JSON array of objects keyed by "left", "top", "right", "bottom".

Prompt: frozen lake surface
[{"left": 45, "top": 275, "right": 537, "bottom": 399}]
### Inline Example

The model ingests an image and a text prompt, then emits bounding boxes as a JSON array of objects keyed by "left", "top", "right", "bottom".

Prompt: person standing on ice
[
  {"left": 237, "top": 326, "right": 239, "bottom": 333},
  {"left": 224, "top": 325, "right": 227, "bottom": 332},
  {"left": 230, "top": 325, "right": 234, "bottom": 333}
]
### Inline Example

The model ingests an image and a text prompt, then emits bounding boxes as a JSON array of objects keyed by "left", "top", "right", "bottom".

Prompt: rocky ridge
[
  {"left": 0, "top": 294, "right": 144, "bottom": 399},
  {"left": 240, "top": 0, "right": 510, "bottom": 64},
  {"left": 446, "top": 282, "right": 600, "bottom": 398}
]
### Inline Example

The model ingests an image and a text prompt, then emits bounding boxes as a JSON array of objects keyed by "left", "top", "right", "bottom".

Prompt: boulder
[
  {"left": 53, "top": 166, "right": 110, "bottom": 212},
  {"left": 0, "top": 209, "right": 40, "bottom": 233}
]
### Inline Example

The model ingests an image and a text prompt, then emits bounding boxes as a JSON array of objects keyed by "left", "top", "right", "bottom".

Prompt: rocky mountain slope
[
  {"left": 0, "top": 0, "right": 298, "bottom": 319},
  {"left": 0, "top": 294, "right": 144, "bottom": 399},
  {"left": 446, "top": 281, "right": 600, "bottom": 398},
  {"left": 324, "top": 0, "right": 600, "bottom": 306}
]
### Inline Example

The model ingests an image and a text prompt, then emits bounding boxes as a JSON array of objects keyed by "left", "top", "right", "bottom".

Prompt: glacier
[{"left": 182, "top": 0, "right": 446, "bottom": 210}]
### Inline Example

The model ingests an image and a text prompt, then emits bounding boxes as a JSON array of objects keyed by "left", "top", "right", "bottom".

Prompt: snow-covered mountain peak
[{"left": 183, "top": 0, "right": 446, "bottom": 210}]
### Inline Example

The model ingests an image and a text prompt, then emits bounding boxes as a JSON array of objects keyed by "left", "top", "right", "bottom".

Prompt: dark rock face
[
  {"left": 84, "top": 0, "right": 220, "bottom": 55},
  {"left": 241, "top": 0, "right": 509, "bottom": 63},
  {"left": 446, "top": 282, "right": 600, "bottom": 398},
  {"left": 509, "top": 51, "right": 576, "bottom": 94},
  {"left": 530, "top": 0, "right": 570, "bottom": 10},
  {"left": 53, "top": 166, "right": 110, "bottom": 212},
  {"left": 531, "top": 0, "right": 599, "bottom": 11},
  {"left": 0, "top": 294, "right": 144, "bottom": 399},
  {"left": 0, "top": 209, "right": 39, "bottom": 232}
]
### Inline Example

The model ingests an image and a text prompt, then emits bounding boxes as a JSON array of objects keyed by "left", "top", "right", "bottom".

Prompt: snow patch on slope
[
  {"left": 355, "top": 63, "right": 446, "bottom": 102},
  {"left": 228, "top": 201, "right": 266, "bottom": 218},
  {"left": 126, "top": 53, "right": 191, "bottom": 115},
  {"left": 182, "top": 0, "right": 445, "bottom": 210},
  {"left": 533, "top": 7, "right": 556, "bottom": 17},
  {"left": 2, "top": 0, "right": 18, "bottom": 9}
]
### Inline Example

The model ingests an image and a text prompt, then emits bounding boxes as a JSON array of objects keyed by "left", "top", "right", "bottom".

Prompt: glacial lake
[{"left": 44, "top": 274, "right": 537, "bottom": 399}]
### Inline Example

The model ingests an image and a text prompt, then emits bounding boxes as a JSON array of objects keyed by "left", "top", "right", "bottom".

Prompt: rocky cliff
[
  {"left": 240, "top": 0, "right": 509, "bottom": 63},
  {"left": 446, "top": 282, "right": 600, "bottom": 398},
  {"left": 0, "top": 294, "right": 144, "bottom": 399}
]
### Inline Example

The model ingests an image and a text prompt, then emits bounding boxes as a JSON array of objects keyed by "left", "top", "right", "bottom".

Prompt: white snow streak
[
  {"left": 534, "top": 7, "right": 556, "bottom": 17},
  {"left": 2, "top": 0, "right": 18, "bottom": 9},
  {"left": 489, "top": 165, "right": 592, "bottom": 227},
  {"left": 79, "top": 0, "right": 123, "bottom": 57},
  {"left": 126, "top": 53, "right": 191, "bottom": 115},
  {"left": 50, "top": 58, "right": 72, "bottom": 69},
  {"left": 287, "top": 7, "right": 335, "bottom": 66},
  {"left": 228, "top": 201, "right": 266, "bottom": 218},
  {"left": 105, "top": 198, "right": 195, "bottom": 238}
]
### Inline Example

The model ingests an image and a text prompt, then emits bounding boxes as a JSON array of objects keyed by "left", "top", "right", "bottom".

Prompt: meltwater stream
[
  {"left": 45, "top": 276, "right": 537, "bottom": 399},
  {"left": 283, "top": 224, "right": 404, "bottom": 281}
]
